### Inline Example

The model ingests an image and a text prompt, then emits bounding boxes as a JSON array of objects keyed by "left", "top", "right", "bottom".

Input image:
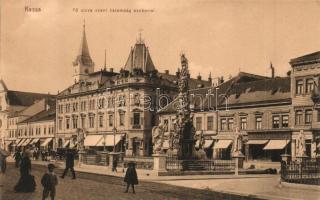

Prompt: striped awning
[
  {"left": 31, "top": 138, "right": 40, "bottom": 144},
  {"left": 41, "top": 138, "right": 53, "bottom": 147},
  {"left": 263, "top": 140, "right": 289, "bottom": 150},
  {"left": 96, "top": 135, "right": 123, "bottom": 147},
  {"left": 214, "top": 140, "right": 232, "bottom": 149},
  {"left": 21, "top": 139, "right": 32, "bottom": 146},
  {"left": 16, "top": 139, "right": 26, "bottom": 147},
  {"left": 196, "top": 139, "right": 214, "bottom": 148},
  {"left": 13, "top": 139, "right": 22, "bottom": 146},
  {"left": 63, "top": 140, "right": 70, "bottom": 148}
]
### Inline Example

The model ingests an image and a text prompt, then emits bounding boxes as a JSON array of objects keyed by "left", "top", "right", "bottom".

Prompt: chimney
[
  {"left": 218, "top": 76, "right": 224, "bottom": 85},
  {"left": 197, "top": 73, "right": 202, "bottom": 80},
  {"left": 270, "top": 62, "right": 275, "bottom": 78},
  {"left": 208, "top": 72, "right": 212, "bottom": 83},
  {"left": 110, "top": 68, "right": 114, "bottom": 73},
  {"left": 165, "top": 70, "right": 169, "bottom": 75},
  {"left": 176, "top": 68, "right": 180, "bottom": 77}
]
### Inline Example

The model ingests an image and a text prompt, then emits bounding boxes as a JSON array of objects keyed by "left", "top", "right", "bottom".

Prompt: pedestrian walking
[
  {"left": 60, "top": 148, "right": 76, "bottom": 179},
  {"left": 124, "top": 162, "right": 138, "bottom": 194},
  {"left": 112, "top": 157, "right": 118, "bottom": 172},
  {"left": 0, "top": 148, "right": 10, "bottom": 174},
  {"left": 14, "top": 150, "right": 36, "bottom": 192},
  {"left": 13, "top": 149, "right": 22, "bottom": 168},
  {"left": 41, "top": 164, "right": 58, "bottom": 200}
]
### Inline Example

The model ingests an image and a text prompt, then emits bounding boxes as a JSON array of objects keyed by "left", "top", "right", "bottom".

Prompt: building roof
[
  {"left": 124, "top": 41, "right": 156, "bottom": 73},
  {"left": 18, "top": 98, "right": 56, "bottom": 123},
  {"left": 158, "top": 72, "right": 289, "bottom": 114},
  {"left": 6, "top": 91, "right": 53, "bottom": 107},
  {"left": 158, "top": 72, "right": 212, "bottom": 90},
  {"left": 290, "top": 51, "right": 320, "bottom": 67}
]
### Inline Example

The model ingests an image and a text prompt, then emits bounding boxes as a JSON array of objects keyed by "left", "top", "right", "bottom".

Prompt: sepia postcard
[{"left": 0, "top": 0, "right": 320, "bottom": 199}]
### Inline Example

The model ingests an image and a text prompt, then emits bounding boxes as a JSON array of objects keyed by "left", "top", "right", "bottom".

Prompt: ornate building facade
[
  {"left": 55, "top": 24, "right": 211, "bottom": 156},
  {"left": 159, "top": 51, "right": 320, "bottom": 162}
]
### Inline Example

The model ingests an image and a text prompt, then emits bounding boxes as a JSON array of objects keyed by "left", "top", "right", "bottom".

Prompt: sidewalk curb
[{"left": 280, "top": 181, "right": 320, "bottom": 191}]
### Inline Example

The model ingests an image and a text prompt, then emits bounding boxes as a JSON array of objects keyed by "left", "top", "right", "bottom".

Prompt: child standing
[
  {"left": 124, "top": 162, "right": 138, "bottom": 194},
  {"left": 41, "top": 164, "right": 58, "bottom": 200}
]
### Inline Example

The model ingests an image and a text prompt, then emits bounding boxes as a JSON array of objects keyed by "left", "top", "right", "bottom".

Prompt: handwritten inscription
[{"left": 72, "top": 8, "right": 154, "bottom": 13}]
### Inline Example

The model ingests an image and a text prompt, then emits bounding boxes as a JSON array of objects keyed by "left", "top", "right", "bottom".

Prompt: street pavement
[{"left": 0, "top": 163, "right": 261, "bottom": 200}]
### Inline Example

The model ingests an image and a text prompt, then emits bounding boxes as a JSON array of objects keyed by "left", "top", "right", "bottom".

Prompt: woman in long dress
[{"left": 14, "top": 150, "right": 36, "bottom": 192}]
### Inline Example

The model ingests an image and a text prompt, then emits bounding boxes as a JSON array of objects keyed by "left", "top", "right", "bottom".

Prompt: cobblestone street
[{"left": 0, "top": 164, "right": 260, "bottom": 200}]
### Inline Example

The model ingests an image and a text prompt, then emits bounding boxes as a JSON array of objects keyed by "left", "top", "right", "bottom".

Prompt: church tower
[{"left": 72, "top": 21, "right": 94, "bottom": 82}]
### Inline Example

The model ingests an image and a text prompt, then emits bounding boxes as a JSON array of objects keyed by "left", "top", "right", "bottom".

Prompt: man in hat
[
  {"left": 41, "top": 163, "right": 58, "bottom": 200},
  {"left": 124, "top": 162, "right": 138, "bottom": 194}
]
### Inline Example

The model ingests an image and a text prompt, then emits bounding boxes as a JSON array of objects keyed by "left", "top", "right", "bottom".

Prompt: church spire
[{"left": 73, "top": 19, "right": 94, "bottom": 67}]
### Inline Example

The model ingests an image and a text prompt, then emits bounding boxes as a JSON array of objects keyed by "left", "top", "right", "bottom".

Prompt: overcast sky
[{"left": 1, "top": 0, "right": 320, "bottom": 94}]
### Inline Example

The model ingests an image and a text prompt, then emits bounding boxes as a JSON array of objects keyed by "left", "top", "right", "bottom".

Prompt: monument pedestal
[
  {"left": 281, "top": 154, "right": 291, "bottom": 164},
  {"left": 78, "top": 150, "right": 86, "bottom": 167},
  {"left": 232, "top": 151, "right": 245, "bottom": 176},
  {"left": 153, "top": 153, "right": 167, "bottom": 176},
  {"left": 100, "top": 151, "right": 109, "bottom": 166},
  {"left": 109, "top": 152, "right": 120, "bottom": 171}
]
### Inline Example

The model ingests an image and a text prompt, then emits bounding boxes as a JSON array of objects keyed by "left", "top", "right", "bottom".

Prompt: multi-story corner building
[
  {"left": 56, "top": 24, "right": 211, "bottom": 156},
  {"left": 0, "top": 80, "right": 53, "bottom": 150},
  {"left": 289, "top": 51, "right": 320, "bottom": 159},
  {"left": 159, "top": 51, "right": 320, "bottom": 162},
  {"left": 159, "top": 72, "right": 293, "bottom": 161},
  {"left": 15, "top": 98, "right": 56, "bottom": 151}
]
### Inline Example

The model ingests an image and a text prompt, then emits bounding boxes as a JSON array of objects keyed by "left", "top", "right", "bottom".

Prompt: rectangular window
[
  {"left": 72, "top": 117, "right": 78, "bottom": 129},
  {"left": 272, "top": 116, "right": 280, "bottom": 128},
  {"left": 109, "top": 114, "right": 114, "bottom": 127},
  {"left": 306, "top": 78, "right": 314, "bottom": 94},
  {"left": 296, "top": 80, "right": 304, "bottom": 95},
  {"left": 66, "top": 118, "right": 70, "bottom": 129},
  {"left": 58, "top": 119, "right": 62, "bottom": 130},
  {"left": 99, "top": 115, "right": 104, "bottom": 128},
  {"left": 227, "top": 118, "right": 234, "bottom": 130},
  {"left": 120, "top": 112, "right": 125, "bottom": 126},
  {"left": 133, "top": 113, "right": 140, "bottom": 126},
  {"left": 44, "top": 127, "right": 47, "bottom": 135},
  {"left": 196, "top": 117, "right": 202, "bottom": 131},
  {"left": 89, "top": 115, "right": 95, "bottom": 128},
  {"left": 305, "top": 110, "right": 312, "bottom": 124},
  {"left": 240, "top": 117, "right": 247, "bottom": 130},
  {"left": 282, "top": 115, "right": 289, "bottom": 128},
  {"left": 81, "top": 117, "right": 86, "bottom": 128},
  {"left": 318, "top": 110, "right": 320, "bottom": 122},
  {"left": 255, "top": 116, "right": 262, "bottom": 129},
  {"left": 207, "top": 116, "right": 214, "bottom": 131},
  {"left": 295, "top": 110, "right": 303, "bottom": 125},
  {"left": 221, "top": 118, "right": 227, "bottom": 131}
]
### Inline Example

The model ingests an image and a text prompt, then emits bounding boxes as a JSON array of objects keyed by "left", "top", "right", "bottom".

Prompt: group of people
[{"left": 2, "top": 147, "right": 139, "bottom": 199}]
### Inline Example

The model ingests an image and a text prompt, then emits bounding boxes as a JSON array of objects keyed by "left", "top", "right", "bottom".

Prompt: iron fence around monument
[
  {"left": 166, "top": 155, "right": 236, "bottom": 172},
  {"left": 281, "top": 159, "right": 320, "bottom": 185},
  {"left": 123, "top": 156, "right": 154, "bottom": 170}
]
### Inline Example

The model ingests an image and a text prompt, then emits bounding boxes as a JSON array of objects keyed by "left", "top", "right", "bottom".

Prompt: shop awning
[
  {"left": 16, "top": 139, "right": 26, "bottom": 147},
  {"left": 63, "top": 140, "right": 70, "bottom": 148},
  {"left": 96, "top": 134, "right": 123, "bottom": 147},
  {"left": 13, "top": 139, "right": 22, "bottom": 146},
  {"left": 70, "top": 141, "right": 77, "bottom": 148},
  {"left": 196, "top": 139, "right": 214, "bottom": 148},
  {"left": 263, "top": 140, "right": 289, "bottom": 150},
  {"left": 204, "top": 140, "right": 214, "bottom": 148},
  {"left": 214, "top": 140, "right": 232, "bottom": 149},
  {"left": 41, "top": 138, "right": 53, "bottom": 147},
  {"left": 84, "top": 135, "right": 103, "bottom": 146},
  {"left": 21, "top": 139, "right": 32, "bottom": 146},
  {"left": 31, "top": 138, "right": 40, "bottom": 144},
  {"left": 246, "top": 140, "right": 269, "bottom": 145},
  {"left": 6, "top": 141, "right": 13, "bottom": 146}
]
